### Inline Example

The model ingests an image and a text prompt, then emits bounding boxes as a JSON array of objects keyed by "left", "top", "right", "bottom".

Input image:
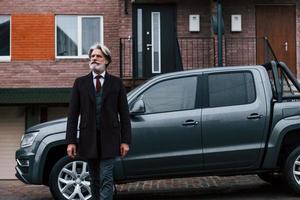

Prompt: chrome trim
[
  {"left": 16, "top": 159, "right": 29, "bottom": 167},
  {"left": 15, "top": 166, "right": 29, "bottom": 184}
]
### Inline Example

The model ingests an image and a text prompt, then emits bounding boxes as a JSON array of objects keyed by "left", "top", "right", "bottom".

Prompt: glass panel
[
  {"left": 151, "top": 12, "right": 161, "bottom": 73},
  {"left": 0, "top": 16, "right": 10, "bottom": 56},
  {"left": 56, "top": 16, "right": 78, "bottom": 56},
  {"left": 82, "top": 17, "right": 100, "bottom": 55},
  {"left": 141, "top": 77, "right": 197, "bottom": 114},
  {"left": 208, "top": 72, "right": 256, "bottom": 107},
  {"left": 137, "top": 9, "right": 143, "bottom": 78}
]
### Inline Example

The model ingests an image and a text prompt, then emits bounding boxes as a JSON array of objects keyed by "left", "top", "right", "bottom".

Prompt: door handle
[
  {"left": 247, "top": 113, "right": 263, "bottom": 120},
  {"left": 284, "top": 41, "right": 288, "bottom": 52},
  {"left": 146, "top": 44, "right": 152, "bottom": 51},
  {"left": 182, "top": 120, "right": 199, "bottom": 127}
]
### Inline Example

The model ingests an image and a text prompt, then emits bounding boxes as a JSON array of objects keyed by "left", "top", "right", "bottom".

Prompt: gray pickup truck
[{"left": 16, "top": 61, "right": 300, "bottom": 200}]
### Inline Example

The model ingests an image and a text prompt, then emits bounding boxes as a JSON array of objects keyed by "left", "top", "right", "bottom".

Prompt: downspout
[{"left": 217, "top": 0, "right": 223, "bottom": 66}]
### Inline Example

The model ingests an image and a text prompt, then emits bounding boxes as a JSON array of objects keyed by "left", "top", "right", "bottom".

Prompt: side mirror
[{"left": 130, "top": 99, "right": 145, "bottom": 115}]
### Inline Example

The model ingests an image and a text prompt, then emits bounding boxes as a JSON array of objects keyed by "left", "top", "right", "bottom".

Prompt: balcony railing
[
  {"left": 224, "top": 37, "right": 257, "bottom": 66},
  {"left": 120, "top": 36, "right": 273, "bottom": 80},
  {"left": 119, "top": 37, "right": 133, "bottom": 79},
  {"left": 177, "top": 37, "right": 215, "bottom": 70}
]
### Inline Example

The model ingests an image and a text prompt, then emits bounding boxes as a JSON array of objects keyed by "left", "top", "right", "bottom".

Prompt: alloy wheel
[
  {"left": 293, "top": 155, "right": 300, "bottom": 185},
  {"left": 57, "top": 160, "right": 91, "bottom": 200}
]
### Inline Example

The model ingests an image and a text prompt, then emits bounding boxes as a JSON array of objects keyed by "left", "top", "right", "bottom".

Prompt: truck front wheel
[
  {"left": 283, "top": 146, "right": 300, "bottom": 194},
  {"left": 49, "top": 156, "right": 92, "bottom": 200}
]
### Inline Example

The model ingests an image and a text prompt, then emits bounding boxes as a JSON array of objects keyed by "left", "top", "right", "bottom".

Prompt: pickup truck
[{"left": 16, "top": 61, "right": 300, "bottom": 200}]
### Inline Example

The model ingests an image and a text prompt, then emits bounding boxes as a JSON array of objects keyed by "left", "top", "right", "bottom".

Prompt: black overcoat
[{"left": 66, "top": 72, "right": 131, "bottom": 159}]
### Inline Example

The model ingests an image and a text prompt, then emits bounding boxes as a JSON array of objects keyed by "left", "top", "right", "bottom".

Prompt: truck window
[
  {"left": 139, "top": 76, "right": 198, "bottom": 114},
  {"left": 208, "top": 72, "right": 256, "bottom": 107}
]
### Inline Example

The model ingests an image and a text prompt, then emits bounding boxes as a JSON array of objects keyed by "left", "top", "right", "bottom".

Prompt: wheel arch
[
  {"left": 263, "top": 117, "right": 300, "bottom": 168},
  {"left": 34, "top": 133, "right": 67, "bottom": 185},
  {"left": 37, "top": 133, "right": 126, "bottom": 185}
]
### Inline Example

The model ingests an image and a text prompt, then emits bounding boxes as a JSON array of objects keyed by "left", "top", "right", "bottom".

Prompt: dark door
[
  {"left": 133, "top": 5, "right": 177, "bottom": 78},
  {"left": 256, "top": 5, "right": 296, "bottom": 74},
  {"left": 123, "top": 76, "right": 203, "bottom": 177}
]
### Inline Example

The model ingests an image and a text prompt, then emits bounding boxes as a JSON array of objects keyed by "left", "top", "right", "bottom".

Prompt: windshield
[{"left": 127, "top": 84, "right": 143, "bottom": 97}]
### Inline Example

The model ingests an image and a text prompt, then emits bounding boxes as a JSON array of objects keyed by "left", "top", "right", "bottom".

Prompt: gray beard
[{"left": 89, "top": 63, "right": 106, "bottom": 74}]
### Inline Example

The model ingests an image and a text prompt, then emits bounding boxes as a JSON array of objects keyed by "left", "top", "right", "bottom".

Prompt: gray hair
[{"left": 88, "top": 43, "right": 112, "bottom": 66}]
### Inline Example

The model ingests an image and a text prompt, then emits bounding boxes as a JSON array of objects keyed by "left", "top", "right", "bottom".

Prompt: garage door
[
  {"left": 0, "top": 107, "right": 25, "bottom": 179},
  {"left": 47, "top": 106, "right": 68, "bottom": 121}
]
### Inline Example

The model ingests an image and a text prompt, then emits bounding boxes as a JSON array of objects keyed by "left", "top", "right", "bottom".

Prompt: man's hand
[
  {"left": 67, "top": 144, "right": 77, "bottom": 159},
  {"left": 120, "top": 143, "right": 129, "bottom": 158}
]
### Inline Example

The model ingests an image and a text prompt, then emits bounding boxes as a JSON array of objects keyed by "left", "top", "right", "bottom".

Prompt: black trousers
[{"left": 87, "top": 129, "right": 115, "bottom": 200}]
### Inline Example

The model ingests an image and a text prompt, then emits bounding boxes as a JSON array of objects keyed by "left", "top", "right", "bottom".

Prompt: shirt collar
[{"left": 92, "top": 70, "right": 106, "bottom": 79}]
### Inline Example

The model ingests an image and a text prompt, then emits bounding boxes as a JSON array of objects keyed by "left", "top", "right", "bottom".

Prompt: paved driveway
[{"left": 0, "top": 175, "right": 298, "bottom": 200}]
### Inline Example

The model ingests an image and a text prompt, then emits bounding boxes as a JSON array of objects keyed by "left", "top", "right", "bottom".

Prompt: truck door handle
[
  {"left": 182, "top": 120, "right": 199, "bottom": 127},
  {"left": 247, "top": 113, "right": 263, "bottom": 120}
]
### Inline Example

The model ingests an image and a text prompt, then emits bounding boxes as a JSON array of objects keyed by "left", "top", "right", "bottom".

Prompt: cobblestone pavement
[{"left": 0, "top": 175, "right": 298, "bottom": 200}]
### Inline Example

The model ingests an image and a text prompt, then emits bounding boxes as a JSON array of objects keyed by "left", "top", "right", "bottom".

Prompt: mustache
[{"left": 90, "top": 61, "right": 100, "bottom": 65}]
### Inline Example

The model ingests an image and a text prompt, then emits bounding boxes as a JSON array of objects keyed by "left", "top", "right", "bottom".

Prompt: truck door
[
  {"left": 202, "top": 69, "right": 268, "bottom": 169},
  {"left": 123, "top": 75, "right": 203, "bottom": 177}
]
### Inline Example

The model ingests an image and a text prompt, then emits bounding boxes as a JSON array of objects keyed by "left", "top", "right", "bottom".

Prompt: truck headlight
[{"left": 21, "top": 131, "right": 39, "bottom": 148}]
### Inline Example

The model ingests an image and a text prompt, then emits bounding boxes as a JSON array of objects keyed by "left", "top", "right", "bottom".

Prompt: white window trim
[
  {"left": 55, "top": 15, "right": 104, "bottom": 59},
  {"left": 0, "top": 15, "right": 11, "bottom": 62},
  {"left": 151, "top": 12, "right": 161, "bottom": 74}
]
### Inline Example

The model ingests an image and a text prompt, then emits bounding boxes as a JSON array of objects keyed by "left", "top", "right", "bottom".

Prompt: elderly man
[{"left": 66, "top": 43, "right": 131, "bottom": 200}]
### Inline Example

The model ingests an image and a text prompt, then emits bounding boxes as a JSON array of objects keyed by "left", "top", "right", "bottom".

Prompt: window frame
[
  {"left": 55, "top": 15, "right": 104, "bottom": 59},
  {"left": 0, "top": 15, "right": 11, "bottom": 62},
  {"left": 204, "top": 71, "right": 257, "bottom": 108},
  {"left": 131, "top": 75, "right": 201, "bottom": 115}
]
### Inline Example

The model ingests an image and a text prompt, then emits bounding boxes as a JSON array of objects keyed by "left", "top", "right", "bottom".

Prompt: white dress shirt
[{"left": 92, "top": 70, "right": 106, "bottom": 91}]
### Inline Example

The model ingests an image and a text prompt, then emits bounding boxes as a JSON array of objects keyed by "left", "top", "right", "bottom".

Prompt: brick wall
[
  {"left": 0, "top": 0, "right": 121, "bottom": 88},
  {"left": 116, "top": 0, "right": 300, "bottom": 77},
  {"left": 222, "top": 0, "right": 300, "bottom": 75},
  {"left": 222, "top": 0, "right": 256, "bottom": 66},
  {"left": 119, "top": 0, "right": 215, "bottom": 77},
  {"left": 1, "top": 0, "right": 300, "bottom": 88}
]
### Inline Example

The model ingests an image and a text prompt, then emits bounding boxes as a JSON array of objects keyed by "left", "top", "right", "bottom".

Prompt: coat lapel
[
  {"left": 86, "top": 72, "right": 96, "bottom": 104},
  {"left": 102, "top": 72, "right": 113, "bottom": 102}
]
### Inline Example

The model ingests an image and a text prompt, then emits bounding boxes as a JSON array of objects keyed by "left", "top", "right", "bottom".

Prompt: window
[
  {"left": 140, "top": 76, "right": 197, "bottom": 114},
  {"left": 151, "top": 12, "right": 161, "bottom": 73},
  {"left": 0, "top": 15, "right": 10, "bottom": 61},
  {"left": 56, "top": 15, "right": 103, "bottom": 58},
  {"left": 208, "top": 72, "right": 256, "bottom": 107}
]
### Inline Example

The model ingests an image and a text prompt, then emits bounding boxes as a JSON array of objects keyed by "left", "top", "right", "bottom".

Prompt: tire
[
  {"left": 49, "top": 156, "right": 92, "bottom": 200},
  {"left": 283, "top": 146, "right": 300, "bottom": 194},
  {"left": 257, "top": 172, "right": 283, "bottom": 185}
]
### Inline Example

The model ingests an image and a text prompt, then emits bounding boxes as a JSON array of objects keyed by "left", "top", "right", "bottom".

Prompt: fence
[
  {"left": 119, "top": 37, "right": 133, "bottom": 79},
  {"left": 120, "top": 36, "right": 274, "bottom": 79},
  {"left": 177, "top": 37, "right": 215, "bottom": 70}
]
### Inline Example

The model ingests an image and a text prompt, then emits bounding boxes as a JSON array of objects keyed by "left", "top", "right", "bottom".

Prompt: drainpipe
[{"left": 217, "top": 0, "right": 223, "bottom": 66}]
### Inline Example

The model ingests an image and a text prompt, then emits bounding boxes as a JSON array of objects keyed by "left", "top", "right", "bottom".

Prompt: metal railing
[
  {"left": 177, "top": 37, "right": 216, "bottom": 70},
  {"left": 120, "top": 36, "right": 278, "bottom": 80},
  {"left": 119, "top": 37, "right": 133, "bottom": 79},
  {"left": 224, "top": 37, "right": 257, "bottom": 66}
]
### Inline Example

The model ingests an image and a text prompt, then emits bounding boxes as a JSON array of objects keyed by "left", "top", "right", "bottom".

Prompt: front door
[
  {"left": 133, "top": 5, "right": 177, "bottom": 78},
  {"left": 256, "top": 5, "right": 296, "bottom": 74}
]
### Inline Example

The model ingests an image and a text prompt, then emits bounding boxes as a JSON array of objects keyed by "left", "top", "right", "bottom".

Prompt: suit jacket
[{"left": 66, "top": 72, "right": 131, "bottom": 159}]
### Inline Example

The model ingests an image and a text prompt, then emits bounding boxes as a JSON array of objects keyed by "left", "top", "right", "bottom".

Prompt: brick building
[{"left": 0, "top": 0, "right": 298, "bottom": 179}]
